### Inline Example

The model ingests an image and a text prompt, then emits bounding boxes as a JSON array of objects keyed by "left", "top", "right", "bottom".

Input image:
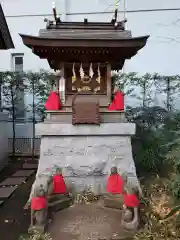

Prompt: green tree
[{"left": 1, "top": 71, "right": 26, "bottom": 157}]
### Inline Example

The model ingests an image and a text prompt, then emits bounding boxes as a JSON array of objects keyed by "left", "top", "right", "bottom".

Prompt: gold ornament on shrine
[
  {"left": 93, "top": 63, "right": 101, "bottom": 93},
  {"left": 80, "top": 63, "right": 92, "bottom": 84},
  {"left": 89, "top": 63, "right": 94, "bottom": 79},
  {"left": 79, "top": 63, "right": 85, "bottom": 79},
  {"left": 96, "top": 63, "right": 101, "bottom": 84},
  {"left": 72, "top": 62, "right": 76, "bottom": 83}
]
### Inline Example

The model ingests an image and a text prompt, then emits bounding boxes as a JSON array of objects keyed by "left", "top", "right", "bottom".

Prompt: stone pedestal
[{"left": 31, "top": 123, "right": 139, "bottom": 199}]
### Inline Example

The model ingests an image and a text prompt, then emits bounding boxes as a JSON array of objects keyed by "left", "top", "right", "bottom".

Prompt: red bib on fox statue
[
  {"left": 45, "top": 91, "right": 62, "bottom": 110},
  {"left": 106, "top": 167, "right": 124, "bottom": 194},
  {"left": 123, "top": 193, "right": 140, "bottom": 208},
  {"left": 108, "top": 88, "right": 124, "bottom": 111},
  {"left": 52, "top": 168, "right": 67, "bottom": 194},
  {"left": 31, "top": 196, "right": 47, "bottom": 210}
]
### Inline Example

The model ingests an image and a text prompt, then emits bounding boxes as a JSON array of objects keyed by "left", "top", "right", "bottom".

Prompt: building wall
[{"left": 0, "top": 0, "right": 180, "bottom": 74}]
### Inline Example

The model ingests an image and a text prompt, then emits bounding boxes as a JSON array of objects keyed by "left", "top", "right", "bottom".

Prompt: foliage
[
  {"left": 112, "top": 71, "right": 180, "bottom": 177},
  {"left": 134, "top": 178, "right": 180, "bottom": 240},
  {"left": 19, "top": 231, "right": 52, "bottom": 240},
  {"left": 0, "top": 71, "right": 25, "bottom": 117},
  {"left": 163, "top": 204, "right": 180, "bottom": 220},
  {"left": 162, "top": 113, "right": 180, "bottom": 199},
  {"left": 0, "top": 70, "right": 53, "bottom": 121},
  {"left": 109, "top": 71, "right": 180, "bottom": 237},
  {"left": 0, "top": 71, "right": 26, "bottom": 156},
  {"left": 25, "top": 70, "right": 53, "bottom": 121}
]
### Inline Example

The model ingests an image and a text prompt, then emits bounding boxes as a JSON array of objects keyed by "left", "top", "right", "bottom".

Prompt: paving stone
[
  {"left": 0, "top": 187, "right": 17, "bottom": 198},
  {"left": 0, "top": 177, "right": 27, "bottom": 186},
  {"left": 12, "top": 170, "right": 35, "bottom": 177},
  {"left": 23, "top": 163, "right": 38, "bottom": 169}
]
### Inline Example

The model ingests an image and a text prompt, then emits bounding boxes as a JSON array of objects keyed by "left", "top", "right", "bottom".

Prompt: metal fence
[{"left": 8, "top": 137, "right": 41, "bottom": 156}]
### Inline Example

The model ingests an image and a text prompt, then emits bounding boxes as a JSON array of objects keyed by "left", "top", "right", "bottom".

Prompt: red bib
[
  {"left": 123, "top": 193, "right": 139, "bottom": 207},
  {"left": 106, "top": 174, "right": 124, "bottom": 194},
  {"left": 108, "top": 91, "right": 124, "bottom": 111},
  {"left": 31, "top": 196, "right": 47, "bottom": 210},
  {"left": 45, "top": 91, "right": 62, "bottom": 110},
  {"left": 52, "top": 175, "right": 66, "bottom": 194}
]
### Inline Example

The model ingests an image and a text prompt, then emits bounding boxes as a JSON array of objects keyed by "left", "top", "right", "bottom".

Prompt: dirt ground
[{"left": 0, "top": 158, "right": 35, "bottom": 240}]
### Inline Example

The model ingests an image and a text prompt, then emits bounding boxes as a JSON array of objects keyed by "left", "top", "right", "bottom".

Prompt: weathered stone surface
[
  {"left": 104, "top": 196, "right": 123, "bottom": 210},
  {"left": 31, "top": 122, "right": 139, "bottom": 196},
  {"left": 48, "top": 203, "right": 134, "bottom": 240},
  {"left": 48, "top": 197, "right": 72, "bottom": 213},
  {"left": 29, "top": 174, "right": 51, "bottom": 202},
  {"left": 36, "top": 123, "right": 136, "bottom": 136}
]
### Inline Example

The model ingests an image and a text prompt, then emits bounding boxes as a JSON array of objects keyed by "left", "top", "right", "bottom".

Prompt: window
[{"left": 11, "top": 53, "right": 24, "bottom": 72}]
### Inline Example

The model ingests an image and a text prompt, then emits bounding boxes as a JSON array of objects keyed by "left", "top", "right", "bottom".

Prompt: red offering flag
[
  {"left": 106, "top": 174, "right": 124, "bottom": 194},
  {"left": 108, "top": 91, "right": 124, "bottom": 111},
  {"left": 123, "top": 193, "right": 140, "bottom": 207},
  {"left": 52, "top": 175, "right": 67, "bottom": 194},
  {"left": 45, "top": 91, "right": 62, "bottom": 110},
  {"left": 31, "top": 196, "right": 47, "bottom": 210}
]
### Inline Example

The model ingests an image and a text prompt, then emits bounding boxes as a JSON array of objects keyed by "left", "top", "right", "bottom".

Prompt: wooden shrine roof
[
  {"left": 0, "top": 4, "right": 14, "bottom": 49},
  {"left": 19, "top": 21, "right": 149, "bottom": 70}
]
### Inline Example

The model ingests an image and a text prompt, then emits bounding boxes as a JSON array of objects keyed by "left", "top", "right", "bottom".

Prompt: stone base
[
  {"left": 48, "top": 197, "right": 72, "bottom": 213},
  {"left": 31, "top": 123, "right": 140, "bottom": 200},
  {"left": 28, "top": 224, "right": 47, "bottom": 234},
  {"left": 45, "top": 110, "right": 126, "bottom": 123},
  {"left": 104, "top": 195, "right": 124, "bottom": 210},
  {"left": 48, "top": 193, "right": 69, "bottom": 203}
]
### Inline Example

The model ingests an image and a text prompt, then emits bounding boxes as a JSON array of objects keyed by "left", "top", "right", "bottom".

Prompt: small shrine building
[{"left": 20, "top": 7, "right": 149, "bottom": 195}]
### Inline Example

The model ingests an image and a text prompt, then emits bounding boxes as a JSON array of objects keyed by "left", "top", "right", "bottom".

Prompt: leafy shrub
[{"left": 19, "top": 231, "right": 52, "bottom": 240}]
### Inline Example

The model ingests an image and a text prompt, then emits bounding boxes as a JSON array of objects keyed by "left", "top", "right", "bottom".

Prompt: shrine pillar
[{"left": 54, "top": 67, "right": 65, "bottom": 104}]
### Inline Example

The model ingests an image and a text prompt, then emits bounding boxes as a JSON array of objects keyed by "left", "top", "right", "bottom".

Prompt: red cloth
[
  {"left": 31, "top": 196, "right": 47, "bottom": 210},
  {"left": 106, "top": 174, "right": 124, "bottom": 194},
  {"left": 108, "top": 91, "right": 124, "bottom": 111},
  {"left": 123, "top": 193, "right": 140, "bottom": 207},
  {"left": 45, "top": 91, "right": 62, "bottom": 110},
  {"left": 52, "top": 175, "right": 67, "bottom": 194}
]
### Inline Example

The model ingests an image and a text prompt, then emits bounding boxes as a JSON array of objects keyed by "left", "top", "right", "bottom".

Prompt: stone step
[
  {"left": 0, "top": 186, "right": 17, "bottom": 199},
  {"left": 48, "top": 197, "right": 72, "bottom": 212},
  {"left": 0, "top": 177, "right": 27, "bottom": 187},
  {"left": 103, "top": 197, "right": 123, "bottom": 210},
  {"left": 22, "top": 163, "right": 38, "bottom": 169},
  {"left": 48, "top": 194, "right": 69, "bottom": 203},
  {"left": 12, "top": 170, "right": 35, "bottom": 177}
]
